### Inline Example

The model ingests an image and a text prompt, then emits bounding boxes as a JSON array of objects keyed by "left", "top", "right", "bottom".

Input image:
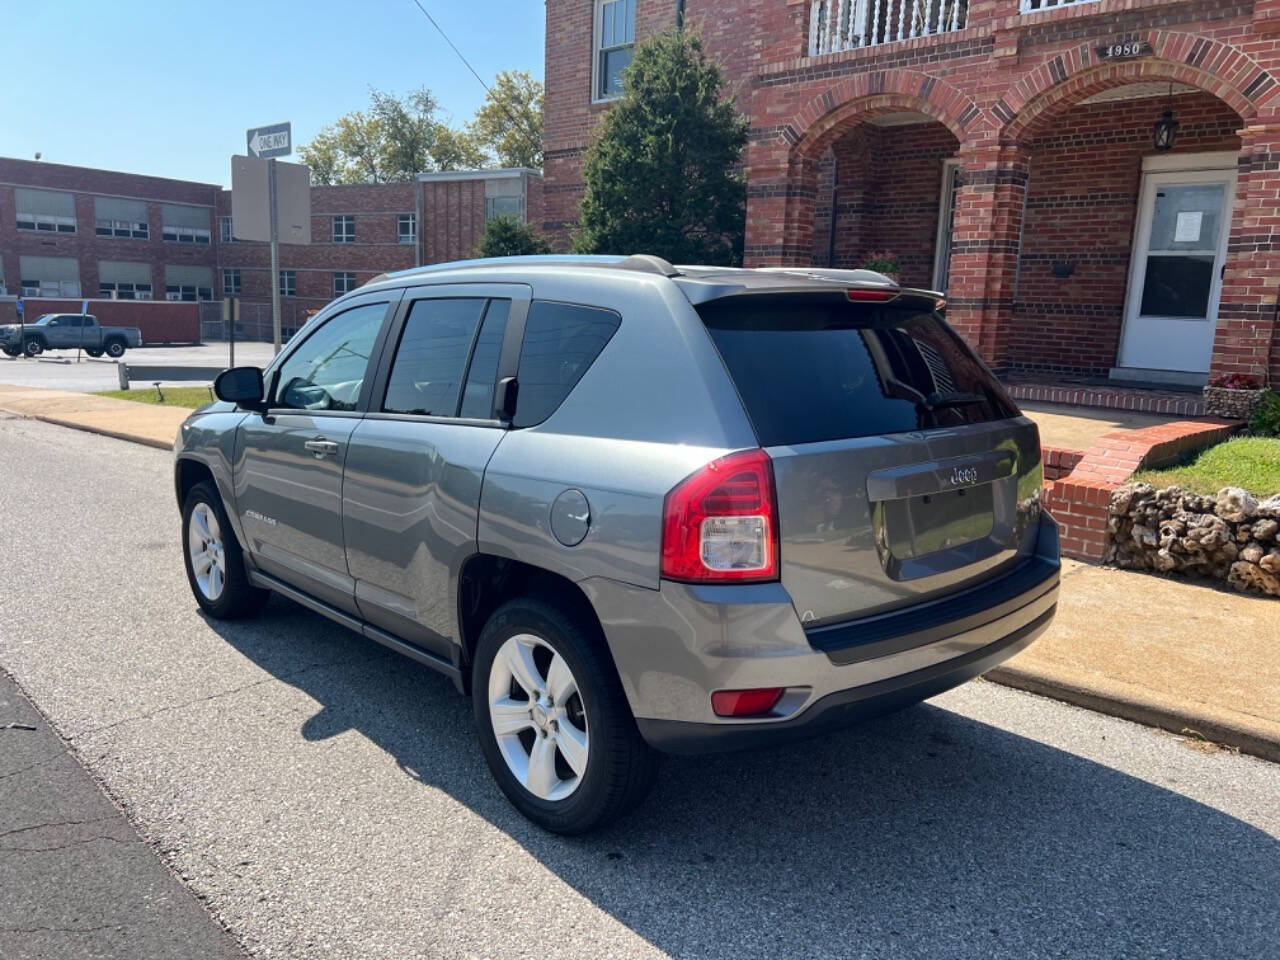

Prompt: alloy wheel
[
  {"left": 188, "top": 502, "right": 227, "bottom": 601},
  {"left": 487, "top": 633, "right": 589, "bottom": 802}
]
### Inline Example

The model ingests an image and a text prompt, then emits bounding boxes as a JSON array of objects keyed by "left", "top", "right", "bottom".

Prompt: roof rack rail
[{"left": 615, "top": 254, "right": 679, "bottom": 277}]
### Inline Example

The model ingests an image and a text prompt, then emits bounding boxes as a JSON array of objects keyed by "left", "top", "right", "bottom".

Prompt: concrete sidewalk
[
  {"left": 1, "top": 385, "right": 1276, "bottom": 762},
  {"left": 992, "top": 560, "right": 1280, "bottom": 762},
  {"left": 0, "top": 384, "right": 188, "bottom": 450}
]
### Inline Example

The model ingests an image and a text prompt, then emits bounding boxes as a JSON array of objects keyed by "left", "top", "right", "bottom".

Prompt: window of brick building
[
  {"left": 398, "top": 213, "right": 416, "bottom": 244},
  {"left": 222, "top": 268, "right": 241, "bottom": 295},
  {"left": 165, "top": 265, "right": 213, "bottom": 301},
  {"left": 333, "top": 271, "right": 357, "bottom": 297},
  {"left": 99, "top": 260, "right": 152, "bottom": 300},
  {"left": 161, "top": 203, "right": 211, "bottom": 243},
  {"left": 485, "top": 196, "right": 523, "bottom": 222},
  {"left": 94, "top": 197, "right": 148, "bottom": 239},
  {"left": 280, "top": 270, "right": 297, "bottom": 297},
  {"left": 594, "top": 0, "right": 635, "bottom": 101},
  {"left": 219, "top": 216, "right": 233, "bottom": 243},
  {"left": 332, "top": 215, "right": 355, "bottom": 243},
  {"left": 16, "top": 188, "right": 77, "bottom": 233}
]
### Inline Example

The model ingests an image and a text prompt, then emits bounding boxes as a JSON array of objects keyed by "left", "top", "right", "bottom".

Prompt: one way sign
[{"left": 246, "top": 122, "right": 292, "bottom": 159}]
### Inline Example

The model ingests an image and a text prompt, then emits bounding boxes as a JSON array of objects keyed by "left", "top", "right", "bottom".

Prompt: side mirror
[
  {"left": 214, "top": 366, "right": 267, "bottom": 411},
  {"left": 495, "top": 376, "right": 519, "bottom": 422}
]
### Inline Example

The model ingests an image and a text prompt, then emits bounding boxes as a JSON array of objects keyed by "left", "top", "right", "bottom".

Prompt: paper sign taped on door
[{"left": 1175, "top": 211, "right": 1204, "bottom": 243}]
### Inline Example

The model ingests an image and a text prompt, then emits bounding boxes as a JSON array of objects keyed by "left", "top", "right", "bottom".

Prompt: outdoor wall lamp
[
  {"left": 1154, "top": 85, "right": 1180, "bottom": 152},
  {"left": 1153, "top": 109, "right": 1180, "bottom": 151}
]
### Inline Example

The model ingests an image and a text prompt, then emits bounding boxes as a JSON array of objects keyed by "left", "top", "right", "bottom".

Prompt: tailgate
[
  {"left": 697, "top": 291, "right": 1043, "bottom": 627},
  {"left": 769, "top": 418, "right": 1043, "bottom": 626}
]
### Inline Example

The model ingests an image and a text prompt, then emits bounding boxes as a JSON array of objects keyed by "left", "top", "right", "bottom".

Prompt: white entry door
[{"left": 1118, "top": 165, "right": 1236, "bottom": 374}]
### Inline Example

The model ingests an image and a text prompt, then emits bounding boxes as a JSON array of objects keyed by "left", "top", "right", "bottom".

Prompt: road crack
[
  {"left": 0, "top": 816, "right": 115, "bottom": 841},
  {"left": 2, "top": 834, "right": 130, "bottom": 853}
]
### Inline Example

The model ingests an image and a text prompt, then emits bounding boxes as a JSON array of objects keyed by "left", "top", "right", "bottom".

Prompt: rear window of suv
[
  {"left": 698, "top": 295, "right": 1018, "bottom": 447},
  {"left": 513, "top": 301, "right": 620, "bottom": 427}
]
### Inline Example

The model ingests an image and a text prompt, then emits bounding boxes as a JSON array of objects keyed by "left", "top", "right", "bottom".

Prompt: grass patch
[
  {"left": 94, "top": 386, "right": 215, "bottom": 409},
  {"left": 1133, "top": 436, "right": 1280, "bottom": 497}
]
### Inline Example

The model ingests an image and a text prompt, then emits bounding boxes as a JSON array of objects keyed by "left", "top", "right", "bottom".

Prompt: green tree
[
  {"left": 573, "top": 30, "right": 748, "bottom": 265},
  {"left": 469, "top": 70, "right": 544, "bottom": 169},
  {"left": 298, "top": 87, "right": 486, "bottom": 184},
  {"left": 475, "top": 216, "right": 552, "bottom": 258}
]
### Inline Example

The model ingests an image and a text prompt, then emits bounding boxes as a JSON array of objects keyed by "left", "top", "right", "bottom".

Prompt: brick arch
[
  {"left": 997, "top": 33, "right": 1271, "bottom": 144},
  {"left": 788, "top": 70, "right": 989, "bottom": 160}
]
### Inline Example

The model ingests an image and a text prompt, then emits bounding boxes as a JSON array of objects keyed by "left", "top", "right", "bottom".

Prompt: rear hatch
[{"left": 697, "top": 291, "right": 1044, "bottom": 628}]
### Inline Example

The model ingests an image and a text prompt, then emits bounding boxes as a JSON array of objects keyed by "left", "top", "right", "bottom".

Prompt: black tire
[
  {"left": 85, "top": 348, "right": 103, "bottom": 358},
  {"left": 104, "top": 339, "right": 126, "bottom": 358},
  {"left": 23, "top": 338, "right": 43, "bottom": 357},
  {"left": 181, "top": 480, "right": 269, "bottom": 620},
  {"left": 1, "top": 347, "right": 19, "bottom": 358},
  {"left": 472, "top": 597, "right": 659, "bottom": 834}
]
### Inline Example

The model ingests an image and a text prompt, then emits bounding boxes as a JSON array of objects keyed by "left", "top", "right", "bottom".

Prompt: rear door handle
[{"left": 304, "top": 438, "right": 340, "bottom": 459}]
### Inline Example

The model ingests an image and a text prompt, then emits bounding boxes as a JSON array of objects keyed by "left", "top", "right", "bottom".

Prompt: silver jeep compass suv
[{"left": 175, "top": 255, "right": 1060, "bottom": 833}]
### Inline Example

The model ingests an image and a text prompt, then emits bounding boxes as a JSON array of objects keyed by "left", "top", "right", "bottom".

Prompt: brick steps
[
  {"left": 1008, "top": 382, "right": 1205, "bottom": 418},
  {"left": 1040, "top": 419, "right": 1241, "bottom": 561}
]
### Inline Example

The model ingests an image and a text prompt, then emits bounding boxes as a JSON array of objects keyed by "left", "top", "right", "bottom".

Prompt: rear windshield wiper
[
  {"left": 922, "top": 391, "right": 985, "bottom": 411},
  {"left": 884, "top": 378, "right": 986, "bottom": 411}
]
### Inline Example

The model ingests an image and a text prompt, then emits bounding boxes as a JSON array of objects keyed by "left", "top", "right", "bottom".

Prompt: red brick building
[
  {"left": 544, "top": 0, "right": 1280, "bottom": 387},
  {"left": 0, "top": 158, "right": 542, "bottom": 336}
]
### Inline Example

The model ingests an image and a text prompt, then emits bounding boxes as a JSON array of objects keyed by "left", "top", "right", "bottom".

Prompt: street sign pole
[{"left": 268, "top": 158, "right": 281, "bottom": 354}]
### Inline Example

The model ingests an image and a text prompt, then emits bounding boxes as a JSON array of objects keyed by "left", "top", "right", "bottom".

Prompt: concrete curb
[
  {"left": 2, "top": 410, "right": 173, "bottom": 451},
  {"left": 986, "top": 663, "right": 1280, "bottom": 764}
]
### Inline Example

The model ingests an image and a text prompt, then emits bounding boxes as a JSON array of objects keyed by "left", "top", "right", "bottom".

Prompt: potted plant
[
  {"left": 861, "top": 252, "right": 901, "bottom": 284},
  {"left": 1203, "top": 373, "right": 1268, "bottom": 420}
]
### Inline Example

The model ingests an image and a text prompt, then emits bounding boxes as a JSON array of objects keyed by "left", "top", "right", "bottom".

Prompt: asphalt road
[
  {"left": 0, "top": 342, "right": 276, "bottom": 392},
  {"left": 1, "top": 415, "right": 1277, "bottom": 960},
  {"left": 0, "top": 669, "right": 245, "bottom": 960}
]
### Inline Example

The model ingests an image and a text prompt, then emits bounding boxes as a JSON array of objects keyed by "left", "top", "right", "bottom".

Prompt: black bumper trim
[
  {"left": 636, "top": 604, "right": 1056, "bottom": 755},
  {"left": 807, "top": 552, "right": 1060, "bottom": 665}
]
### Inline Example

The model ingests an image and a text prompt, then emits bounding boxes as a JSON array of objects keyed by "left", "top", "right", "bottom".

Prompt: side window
[
  {"left": 274, "top": 302, "right": 386, "bottom": 411},
  {"left": 459, "top": 300, "right": 511, "bottom": 419},
  {"left": 383, "top": 298, "right": 486, "bottom": 417},
  {"left": 513, "top": 301, "right": 620, "bottom": 428}
]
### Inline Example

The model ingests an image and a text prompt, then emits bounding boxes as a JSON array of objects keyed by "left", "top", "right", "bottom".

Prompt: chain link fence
[{"left": 199, "top": 300, "right": 310, "bottom": 343}]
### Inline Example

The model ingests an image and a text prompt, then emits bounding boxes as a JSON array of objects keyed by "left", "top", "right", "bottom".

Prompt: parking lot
[
  {"left": 2, "top": 415, "right": 1277, "bottom": 960},
  {"left": 0, "top": 342, "right": 276, "bottom": 392}
]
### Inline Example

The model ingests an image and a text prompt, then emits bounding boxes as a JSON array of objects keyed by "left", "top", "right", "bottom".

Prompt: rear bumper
[
  {"left": 583, "top": 512, "right": 1060, "bottom": 755},
  {"left": 636, "top": 604, "right": 1054, "bottom": 754}
]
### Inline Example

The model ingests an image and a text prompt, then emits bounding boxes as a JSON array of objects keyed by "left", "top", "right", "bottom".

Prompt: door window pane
[
  {"left": 1140, "top": 256, "right": 1215, "bottom": 319},
  {"left": 459, "top": 300, "right": 511, "bottom": 419},
  {"left": 513, "top": 301, "right": 620, "bottom": 428},
  {"left": 383, "top": 298, "right": 487, "bottom": 416},
  {"left": 1148, "top": 184, "right": 1224, "bottom": 253},
  {"left": 274, "top": 302, "right": 386, "bottom": 411}
]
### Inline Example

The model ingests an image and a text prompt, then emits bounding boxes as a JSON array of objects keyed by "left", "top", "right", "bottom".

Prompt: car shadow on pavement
[{"left": 205, "top": 598, "right": 1279, "bottom": 959}]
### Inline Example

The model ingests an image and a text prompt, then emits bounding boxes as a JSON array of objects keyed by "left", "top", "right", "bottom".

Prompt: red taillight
[
  {"left": 846, "top": 288, "right": 898, "bottom": 302},
  {"left": 661, "top": 448, "right": 779, "bottom": 582},
  {"left": 711, "top": 688, "right": 785, "bottom": 717}
]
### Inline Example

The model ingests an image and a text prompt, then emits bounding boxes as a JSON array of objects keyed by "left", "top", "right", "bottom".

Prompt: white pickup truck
[{"left": 0, "top": 314, "right": 143, "bottom": 358}]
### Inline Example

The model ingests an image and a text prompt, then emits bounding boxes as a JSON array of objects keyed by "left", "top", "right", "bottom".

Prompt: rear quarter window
[
  {"left": 698, "top": 295, "right": 1018, "bottom": 447},
  {"left": 513, "top": 301, "right": 620, "bottom": 428}
]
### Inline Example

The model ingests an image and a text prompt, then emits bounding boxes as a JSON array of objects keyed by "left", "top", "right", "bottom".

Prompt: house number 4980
[{"left": 1098, "top": 40, "right": 1152, "bottom": 59}]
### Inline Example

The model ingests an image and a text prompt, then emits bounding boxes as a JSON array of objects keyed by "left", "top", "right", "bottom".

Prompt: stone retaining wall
[{"left": 1107, "top": 484, "right": 1280, "bottom": 598}]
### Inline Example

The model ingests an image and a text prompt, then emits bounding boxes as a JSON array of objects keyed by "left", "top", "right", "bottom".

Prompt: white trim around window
[
  {"left": 332, "top": 214, "right": 355, "bottom": 244},
  {"left": 592, "top": 0, "right": 635, "bottom": 103}
]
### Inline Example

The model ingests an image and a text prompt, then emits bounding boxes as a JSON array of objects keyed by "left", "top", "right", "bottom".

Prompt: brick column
[
  {"left": 744, "top": 137, "right": 821, "bottom": 267},
  {"left": 946, "top": 143, "right": 1029, "bottom": 369},
  {"left": 1215, "top": 123, "right": 1280, "bottom": 386}
]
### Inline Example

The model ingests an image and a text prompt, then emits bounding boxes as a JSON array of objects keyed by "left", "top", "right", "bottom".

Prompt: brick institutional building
[
  {"left": 545, "top": 0, "right": 1280, "bottom": 387},
  {"left": 0, "top": 158, "right": 541, "bottom": 335}
]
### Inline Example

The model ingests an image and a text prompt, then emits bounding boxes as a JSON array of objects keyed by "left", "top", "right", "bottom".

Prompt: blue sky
[{"left": 2, "top": 0, "right": 545, "bottom": 186}]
